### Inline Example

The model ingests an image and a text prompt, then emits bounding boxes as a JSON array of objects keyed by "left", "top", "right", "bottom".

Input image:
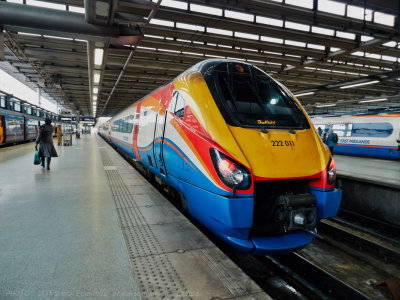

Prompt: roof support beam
[
  {"left": 0, "top": 27, "right": 4, "bottom": 61},
  {"left": 0, "top": 2, "right": 141, "bottom": 44},
  {"left": 99, "top": 0, "right": 161, "bottom": 115},
  {"left": 84, "top": 0, "right": 96, "bottom": 24},
  {"left": 283, "top": 38, "right": 386, "bottom": 72}
]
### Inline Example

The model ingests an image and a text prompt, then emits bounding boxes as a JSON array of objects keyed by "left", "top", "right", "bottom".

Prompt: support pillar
[
  {"left": 0, "top": 27, "right": 4, "bottom": 61},
  {"left": 38, "top": 87, "right": 41, "bottom": 107}
]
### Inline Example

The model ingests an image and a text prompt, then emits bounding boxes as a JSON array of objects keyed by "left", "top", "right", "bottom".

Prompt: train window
[
  {"left": 344, "top": 124, "right": 352, "bottom": 136},
  {"left": 14, "top": 102, "right": 21, "bottom": 112},
  {"left": 351, "top": 122, "right": 393, "bottom": 137},
  {"left": 112, "top": 120, "right": 119, "bottom": 131},
  {"left": 0, "top": 96, "right": 5, "bottom": 108},
  {"left": 174, "top": 93, "right": 185, "bottom": 120},
  {"left": 127, "top": 115, "right": 134, "bottom": 132},
  {"left": 332, "top": 124, "right": 346, "bottom": 137},
  {"left": 202, "top": 62, "right": 310, "bottom": 129},
  {"left": 122, "top": 117, "right": 128, "bottom": 133}
]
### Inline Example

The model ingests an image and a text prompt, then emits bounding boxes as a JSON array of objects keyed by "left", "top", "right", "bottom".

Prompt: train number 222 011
[{"left": 271, "top": 140, "right": 295, "bottom": 147}]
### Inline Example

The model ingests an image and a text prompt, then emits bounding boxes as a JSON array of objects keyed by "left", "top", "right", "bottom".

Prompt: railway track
[
  {"left": 296, "top": 215, "right": 400, "bottom": 299},
  {"left": 214, "top": 211, "right": 400, "bottom": 299}
]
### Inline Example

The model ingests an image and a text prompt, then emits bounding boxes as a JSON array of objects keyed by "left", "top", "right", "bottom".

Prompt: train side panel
[
  {"left": 313, "top": 115, "right": 400, "bottom": 160},
  {"left": 4, "top": 115, "right": 24, "bottom": 143},
  {"left": 25, "top": 118, "right": 40, "bottom": 141},
  {"left": 109, "top": 107, "right": 136, "bottom": 159},
  {"left": 0, "top": 116, "right": 4, "bottom": 144}
]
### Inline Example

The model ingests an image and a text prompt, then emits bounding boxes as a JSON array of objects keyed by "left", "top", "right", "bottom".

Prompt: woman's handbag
[{"left": 34, "top": 151, "right": 41, "bottom": 165}]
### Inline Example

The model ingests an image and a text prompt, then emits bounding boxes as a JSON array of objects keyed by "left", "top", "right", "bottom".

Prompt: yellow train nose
[{"left": 228, "top": 126, "right": 330, "bottom": 179}]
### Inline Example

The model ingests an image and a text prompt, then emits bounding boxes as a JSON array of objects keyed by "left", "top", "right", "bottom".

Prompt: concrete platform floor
[
  {"left": 335, "top": 154, "right": 400, "bottom": 189},
  {"left": 0, "top": 134, "right": 140, "bottom": 299}
]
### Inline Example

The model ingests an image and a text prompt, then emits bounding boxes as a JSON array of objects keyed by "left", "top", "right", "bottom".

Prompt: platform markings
[
  {"left": 97, "top": 138, "right": 268, "bottom": 300},
  {"left": 100, "top": 149, "right": 189, "bottom": 299}
]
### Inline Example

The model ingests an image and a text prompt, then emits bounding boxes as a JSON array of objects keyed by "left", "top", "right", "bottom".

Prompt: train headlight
[
  {"left": 327, "top": 157, "right": 336, "bottom": 185},
  {"left": 210, "top": 148, "right": 251, "bottom": 189}
]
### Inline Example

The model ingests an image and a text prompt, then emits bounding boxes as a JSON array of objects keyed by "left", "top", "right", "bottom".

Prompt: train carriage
[
  {"left": 0, "top": 108, "right": 58, "bottom": 147},
  {"left": 0, "top": 109, "right": 25, "bottom": 145},
  {"left": 312, "top": 114, "right": 400, "bottom": 160},
  {"left": 100, "top": 59, "right": 342, "bottom": 255}
]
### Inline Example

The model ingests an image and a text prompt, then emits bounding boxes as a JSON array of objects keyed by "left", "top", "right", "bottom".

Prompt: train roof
[{"left": 309, "top": 108, "right": 400, "bottom": 118}]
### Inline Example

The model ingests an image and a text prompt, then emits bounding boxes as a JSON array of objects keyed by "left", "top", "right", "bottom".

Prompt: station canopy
[{"left": 1, "top": 0, "right": 400, "bottom": 117}]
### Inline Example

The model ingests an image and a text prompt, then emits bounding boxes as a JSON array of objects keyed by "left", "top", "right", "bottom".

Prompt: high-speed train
[
  {"left": 99, "top": 59, "right": 342, "bottom": 255},
  {"left": 312, "top": 114, "right": 400, "bottom": 160}
]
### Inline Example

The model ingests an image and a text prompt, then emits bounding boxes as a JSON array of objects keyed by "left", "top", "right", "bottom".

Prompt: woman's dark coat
[{"left": 36, "top": 124, "right": 58, "bottom": 157}]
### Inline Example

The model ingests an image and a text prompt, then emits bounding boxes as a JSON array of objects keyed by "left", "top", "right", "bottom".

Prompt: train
[
  {"left": 0, "top": 98, "right": 59, "bottom": 146},
  {"left": 99, "top": 59, "right": 342, "bottom": 255},
  {"left": 312, "top": 114, "right": 400, "bottom": 160}
]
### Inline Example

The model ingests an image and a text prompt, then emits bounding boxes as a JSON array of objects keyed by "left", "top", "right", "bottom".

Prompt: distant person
[
  {"left": 322, "top": 131, "right": 327, "bottom": 143},
  {"left": 326, "top": 129, "right": 338, "bottom": 155},
  {"left": 35, "top": 118, "right": 58, "bottom": 170},
  {"left": 317, "top": 127, "right": 322, "bottom": 137}
]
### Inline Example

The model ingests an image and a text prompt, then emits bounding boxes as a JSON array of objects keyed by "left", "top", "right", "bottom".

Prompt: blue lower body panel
[
  {"left": 111, "top": 137, "right": 136, "bottom": 159},
  {"left": 251, "top": 231, "right": 315, "bottom": 255},
  {"left": 310, "top": 187, "right": 342, "bottom": 220},
  {"left": 178, "top": 179, "right": 341, "bottom": 255}
]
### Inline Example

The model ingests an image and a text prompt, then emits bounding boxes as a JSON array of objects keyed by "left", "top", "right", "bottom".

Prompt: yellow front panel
[{"left": 228, "top": 126, "right": 331, "bottom": 178}]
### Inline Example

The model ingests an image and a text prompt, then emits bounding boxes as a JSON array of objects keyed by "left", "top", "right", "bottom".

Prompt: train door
[
  {"left": 153, "top": 88, "right": 168, "bottom": 177},
  {"left": 132, "top": 104, "right": 141, "bottom": 160},
  {"left": 0, "top": 116, "right": 4, "bottom": 144}
]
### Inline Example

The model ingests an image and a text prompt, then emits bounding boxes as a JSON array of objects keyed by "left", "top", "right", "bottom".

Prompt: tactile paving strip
[
  {"left": 97, "top": 138, "right": 268, "bottom": 300},
  {"left": 99, "top": 149, "right": 189, "bottom": 299}
]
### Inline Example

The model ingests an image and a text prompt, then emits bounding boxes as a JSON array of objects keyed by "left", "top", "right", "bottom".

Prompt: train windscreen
[{"left": 202, "top": 62, "right": 310, "bottom": 129}]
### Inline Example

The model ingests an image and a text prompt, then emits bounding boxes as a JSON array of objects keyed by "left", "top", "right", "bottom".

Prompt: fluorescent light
[
  {"left": 294, "top": 92, "right": 315, "bottom": 97},
  {"left": 340, "top": 80, "right": 379, "bottom": 89},
  {"left": 93, "top": 87, "right": 98, "bottom": 94},
  {"left": 316, "top": 103, "right": 336, "bottom": 108},
  {"left": 359, "top": 98, "right": 388, "bottom": 103},
  {"left": 94, "top": 48, "right": 104, "bottom": 66},
  {"left": 93, "top": 95, "right": 97, "bottom": 101},
  {"left": 95, "top": 1, "right": 109, "bottom": 16},
  {"left": 93, "top": 73, "right": 100, "bottom": 83}
]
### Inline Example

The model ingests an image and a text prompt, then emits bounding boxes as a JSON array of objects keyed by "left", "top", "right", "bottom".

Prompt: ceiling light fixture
[
  {"left": 359, "top": 98, "right": 388, "bottom": 103},
  {"left": 94, "top": 48, "right": 104, "bottom": 66},
  {"left": 294, "top": 91, "right": 315, "bottom": 97},
  {"left": 93, "top": 73, "right": 100, "bottom": 84},
  {"left": 93, "top": 87, "right": 98, "bottom": 94},
  {"left": 339, "top": 80, "right": 379, "bottom": 89},
  {"left": 316, "top": 103, "right": 336, "bottom": 108}
]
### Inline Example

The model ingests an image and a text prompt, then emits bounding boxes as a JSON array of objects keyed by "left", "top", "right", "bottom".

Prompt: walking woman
[{"left": 35, "top": 118, "right": 58, "bottom": 170}]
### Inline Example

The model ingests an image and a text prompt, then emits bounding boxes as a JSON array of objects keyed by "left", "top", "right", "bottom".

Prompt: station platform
[
  {"left": 334, "top": 154, "right": 400, "bottom": 227},
  {"left": 334, "top": 154, "right": 400, "bottom": 189},
  {"left": 0, "top": 134, "right": 269, "bottom": 299}
]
